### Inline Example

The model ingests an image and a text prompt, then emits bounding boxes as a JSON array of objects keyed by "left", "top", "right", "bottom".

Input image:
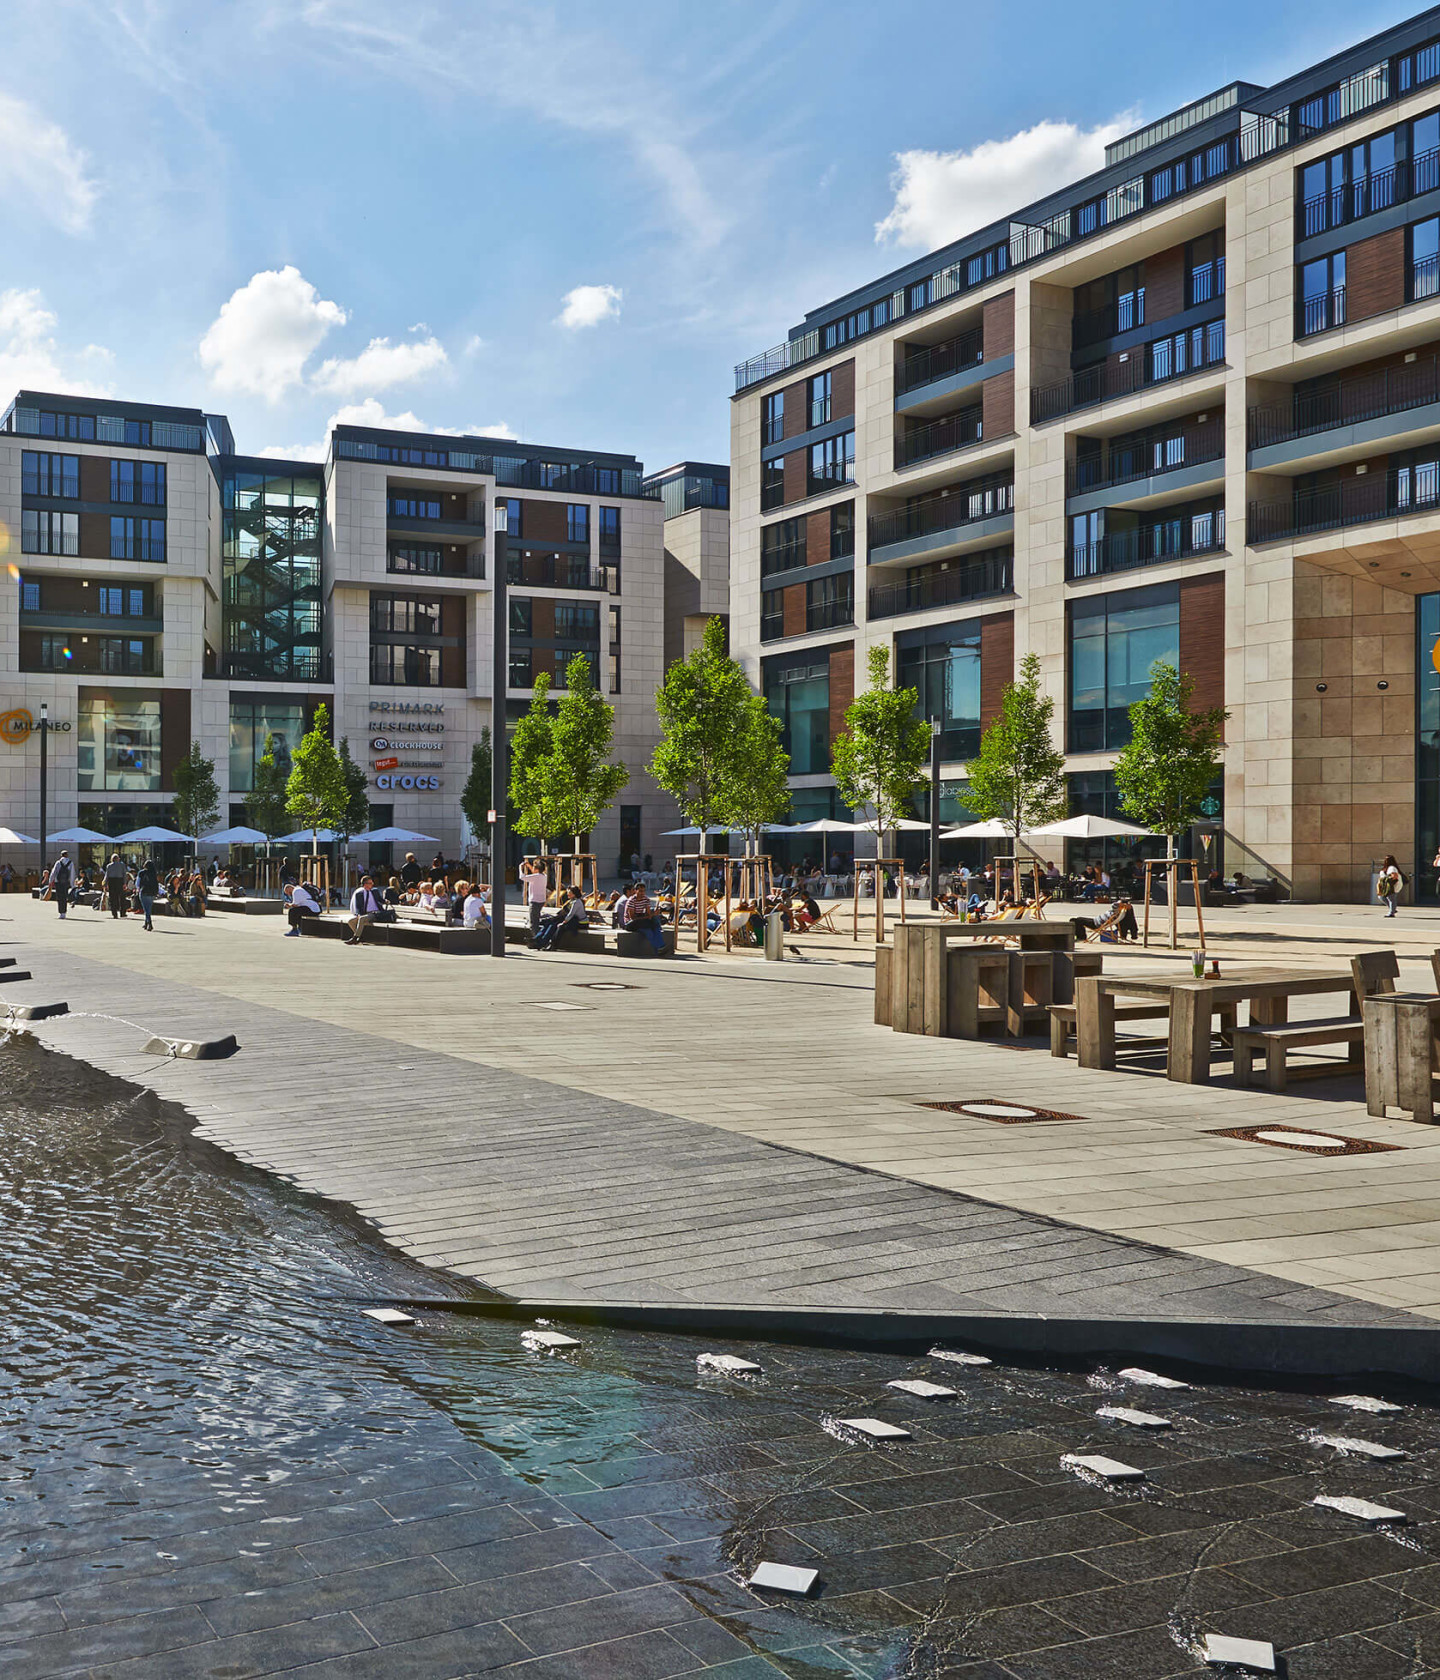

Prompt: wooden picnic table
[{"left": 1075, "top": 967, "right": 1357, "bottom": 1084}]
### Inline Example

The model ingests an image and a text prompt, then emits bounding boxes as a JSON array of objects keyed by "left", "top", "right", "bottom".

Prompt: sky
[{"left": 0, "top": 0, "right": 1425, "bottom": 471}]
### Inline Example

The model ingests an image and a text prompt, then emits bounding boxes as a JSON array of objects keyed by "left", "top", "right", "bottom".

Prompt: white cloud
[
  {"left": 258, "top": 398, "right": 514, "bottom": 462},
  {"left": 462, "top": 334, "right": 485, "bottom": 357},
  {"left": 0, "top": 287, "right": 112, "bottom": 397},
  {"left": 875, "top": 116, "right": 1134, "bottom": 249},
  {"left": 198, "top": 266, "right": 348, "bottom": 399},
  {"left": 311, "top": 334, "right": 448, "bottom": 398},
  {"left": 555, "top": 284, "right": 623, "bottom": 330},
  {"left": 0, "top": 93, "right": 98, "bottom": 234}
]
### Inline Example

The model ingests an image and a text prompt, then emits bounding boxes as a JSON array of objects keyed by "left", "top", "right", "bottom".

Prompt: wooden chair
[{"left": 1353, "top": 950, "right": 1400, "bottom": 997}]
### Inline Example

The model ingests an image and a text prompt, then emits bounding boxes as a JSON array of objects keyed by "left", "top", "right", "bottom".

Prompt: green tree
[
  {"left": 830, "top": 645, "right": 932, "bottom": 938},
  {"left": 247, "top": 733, "right": 290, "bottom": 847},
  {"left": 542, "top": 653, "right": 628, "bottom": 852},
  {"left": 172, "top": 740, "right": 221, "bottom": 842},
  {"left": 964, "top": 652, "right": 1067, "bottom": 853},
  {"left": 460, "top": 728, "right": 492, "bottom": 847},
  {"left": 337, "top": 738, "right": 371, "bottom": 840},
  {"left": 651, "top": 616, "right": 752, "bottom": 847},
  {"left": 285, "top": 702, "right": 348, "bottom": 853},
  {"left": 1113, "top": 660, "right": 1228, "bottom": 946},
  {"left": 721, "top": 694, "right": 791, "bottom": 855},
  {"left": 509, "top": 674, "right": 557, "bottom": 850}
]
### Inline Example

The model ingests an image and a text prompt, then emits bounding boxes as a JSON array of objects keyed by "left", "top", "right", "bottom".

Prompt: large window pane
[{"left": 77, "top": 692, "right": 162, "bottom": 791}]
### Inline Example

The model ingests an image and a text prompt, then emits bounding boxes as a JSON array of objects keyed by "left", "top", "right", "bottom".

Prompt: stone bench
[
  {"left": 208, "top": 895, "right": 283, "bottom": 915},
  {"left": 615, "top": 927, "right": 677, "bottom": 958},
  {"left": 1233, "top": 1016, "right": 1364, "bottom": 1093}
]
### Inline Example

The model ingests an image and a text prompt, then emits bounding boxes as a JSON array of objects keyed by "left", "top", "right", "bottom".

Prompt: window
[
  {"left": 762, "top": 391, "right": 785, "bottom": 447},
  {"left": 129, "top": 588, "right": 144, "bottom": 616},
  {"left": 761, "top": 517, "right": 806, "bottom": 577},
  {"left": 371, "top": 594, "right": 442, "bottom": 636},
  {"left": 38, "top": 634, "right": 71, "bottom": 670},
  {"left": 228, "top": 699, "right": 304, "bottom": 794},
  {"left": 110, "top": 516, "right": 165, "bottom": 561},
  {"left": 764, "top": 654, "right": 831, "bottom": 774},
  {"left": 1299, "top": 252, "right": 1346, "bottom": 335},
  {"left": 1413, "top": 217, "right": 1440, "bottom": 302},
  {"left": 99, "top": 637, "right": 148, "bottom": 674},
  {"left": 761, "top": 589, "right": 784, "bottom": 640},
  {"left": 22, "top": 510, "right": 78, "bottom": 554},
  {"left": 509, "top": 598, "right": 532, "bottom": 636},
  {"left": 77, "top": 692, "right": 162, "bottom": 791},
  {"left": 1074, "top": 264, "right": 1144, "bottom": 345},
  {"left": 1187, "top": 233, "right": 1226, "bottom": 307},
  {"left": 500, "top": 497, "right": 522, "bottom": 537},
  {"left": 555, "top": 601, "right": 600, "bottom": 640},
  {"left": 124, "top": 420, "right": 152, "bottom": 448},
  {"left": 809, "top": 371, "right": 832, "bottom": 429},
  {"left": 598, "top": 506, "right": 621, "bottom": 548},
  {"left": 761, "top": 457, "right": 786, "bottom": 511},
  {"left": 595, "top": 467, "right": 621, "bottom": 495},
  {"left": 20, "top": 580, "right": 39, "bottom": 611},
  {"left": 99, "top": 587, "right": 123, "bottom": 615},
  {"left": 389, "top": 543, "right": 443, "bottom": 574},
  {"left": 370, "top": 644, "right": 439, "bottom": 686},
  {"left": 830, "top": 502, "right": 855, "bottom": 559},
  {"left": 21, "top": 451, "right": 78, "bottom": 498},
  {"left": 1068, "top": 583, "right": 1180, "bottom": 752},
  {"left": 509, "top": 649, "right": 534, "bottom": 686},
  {"left": 555, "top": 650, "right": 600, "bottom": 688},
  {"left": 1416, "top": 112, "right": 1440, "bottom": 195},
  {"left": 806, "top": 572, "right": 853, "bottom": 632},
  {"left": 566, "top": 504, "right": 589, "bottom": 543},
  {"left": 908, "top": 277, "right": 933, "bottom": 313},
  {"left": 110, "top": 460, "right": 166, "bottom": 505},
  {"left": 807, "top": 431, "right": 855, "bottom": 496},
  {"left": 37, "top": 411, "right": 95, "bottom": 441},
  {"left": 1148, "top": 320, "right": 1224, "bottom": 383},
  {"left": 387, "top": 495, "right": 442, "bottom": 519},
  {"left": 896, "top": 622, "right": 982, "bottom": 761},
  {"left": 822, "top": 298, "right": 889, "bottom": 351}
]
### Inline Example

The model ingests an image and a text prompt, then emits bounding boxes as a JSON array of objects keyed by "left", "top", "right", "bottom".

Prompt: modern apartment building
[
  {"left": 730, "top": 6, "right": 1440, "bottom": 901},
  {"left": 643, "top": 461, "right": 731, "bottom": 665},
  {"left": 0, "top": 393, "right": 677, "bottom": 871}
]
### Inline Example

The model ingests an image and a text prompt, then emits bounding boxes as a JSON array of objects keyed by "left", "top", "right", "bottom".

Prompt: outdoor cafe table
[{"left": 1074, "top": 967, "right": 1358, "bottom": 1085}]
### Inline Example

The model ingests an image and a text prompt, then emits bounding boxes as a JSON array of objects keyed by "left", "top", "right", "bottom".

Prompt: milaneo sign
[{"left": 1, "top": 707, "right": 71, "bottom": 745}]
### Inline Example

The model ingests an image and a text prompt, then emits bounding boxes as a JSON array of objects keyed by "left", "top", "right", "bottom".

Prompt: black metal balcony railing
[
  {"left": 1416, "top": 253, "right": 1440, "bottom": 303},
  {"left": 1067, "top": 419, "right": 1225, "bottom": 496},
  {"left": 760, "top": 611, "right": 783, "bottom": 642},
  {"left": 868, "top": 475, "right": 1013, "bottom": 551},
  {"left": 867, "top": 550, "right": 1012, "bottom": 620},
  {"left": 1067, "top": 512, "right": 1226, "bottom": 580},
  {"left": 897, "top": 326, "right": 984, "bottom": 395},
  {"left": 1249, "top": 356, "right": 1440, "bottom": 449},
  {"left": 507, "top": 554, "right": 614, "bottom": 591},
  {"left": 1249, "top": 467, "right": 1440, "bottom": 542},
  {"left": 806, "top": 597, "right": 854, "bottom": 633},
  {"left": 895, "top": 405, "right": 985, "bottom": 470},
  {"left": 1072, "top": 293, "right": 1146, "bottom": 351},
  {"left": 1032, "top": 324, "right": 1225, "bottom": 423},
  {"left": 1301, "top": 163, "right": 1399, "bottom": 237},
  {"left": 1298, "top": 286, "right": 1346, "bottom": 337}
]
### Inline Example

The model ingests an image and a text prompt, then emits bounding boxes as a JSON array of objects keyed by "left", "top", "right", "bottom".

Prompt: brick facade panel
[
  {"left": 521, "top": 499, "right": 567, "bottom": 543},
  {"left": 805, "top": 509, "right": 831, "bottom": 564},
  {"left": 1145, "top": 244, "right": 1186, "bottom": 321},
  {"left": 981, "top": 368, "right": 1015, "bottom": 440},
  {"left": 982, "top": 291, "right": 1015, "bottom": 358},
  {"left": 829, "top": 643, "right": 855, "bottom": 746},
  {"left": 782, "top": 378, "right": 809, "bottom": 440},
  {"left": 831, "top": 359, "right": 855, "bottom": 420},
  {"left": 979, "top": 612, "right": 1014, "bottom": 727},
  {"left": 1178, "top": 571, "right": 1225, "bottom": 724},
  {"left": 782, "top": 583, "right": 805, "bottom": 637},
  {"left": 783, "top": 450, "right": 807, "bottom": 506},
  {"left": 1346, "top": 226, "right": 1405, "bottom": 322}
]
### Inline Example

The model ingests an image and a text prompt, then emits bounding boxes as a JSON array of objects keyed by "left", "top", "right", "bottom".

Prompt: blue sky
[{"left": 0, "top": 0, "right": 1421, "bottom": 471}]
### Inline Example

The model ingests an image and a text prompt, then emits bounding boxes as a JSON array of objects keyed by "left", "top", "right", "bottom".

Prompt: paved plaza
[{"left": 7, "top": 894, "right": 1440, "bottom": 1327}]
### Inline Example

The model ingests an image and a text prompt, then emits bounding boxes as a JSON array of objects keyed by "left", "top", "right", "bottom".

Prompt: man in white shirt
[
  {"left": 284, "top": 880, "right": 322, "bottom": 937},
  {"left": 347, "top": 875, "right": 384, "bottom": 945}
]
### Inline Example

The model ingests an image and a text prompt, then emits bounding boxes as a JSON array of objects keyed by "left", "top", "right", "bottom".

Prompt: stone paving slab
[{"left": 0, "top": 934, "right": 1432, "bottom": 1371}]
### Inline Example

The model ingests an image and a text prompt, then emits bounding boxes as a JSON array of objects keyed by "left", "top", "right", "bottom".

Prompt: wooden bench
[
  {"left": 1049, "top": 1001, "right": 1172, "bottom": 1059},
  {"left": 1232, "top": 1016, "right": 1364, "bottom": 1092}
]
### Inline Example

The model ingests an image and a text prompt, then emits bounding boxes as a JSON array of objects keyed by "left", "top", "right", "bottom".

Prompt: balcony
[
  {"left": 1031, "top": 322, "right": 1225, "bottom": 423},
  {"left": 1249, "top": 469, "right": 1440, "bottom": 543},
  {"left": 387, "top": 545, "right": 486, "bottom": 579},
  {"left": 1067, "top": 418, "right": 1225, "bottom": 500},
  {"left": 869, "top": 476, "right": 1014, "bottom": 567},
  {"left": 386, "top": 511, "right": 486, "bottom": 541},
  {"left": 1299, "top": 149, "right": 1440, "bottom": 239},
  {"left": 898, "top": 326, "right": 983, "bottom": 393},
  {"left": 807, "top": 596, "right": 854, "bottom": 634},
  {"left": 1067, "top": 512, "right": 1225, "bottom": 580},
  {"left": 867, "top": 549, "right": 1012, "bottom": 620},
  {"left": 1249, "top": 356, "right": 1440, "bottom": 460},
  {"left": 506, "top": 553, "right": 615, "bottom": 591},
  {"left": 896, "top": 405, "right": 985, "bottom": 470}
]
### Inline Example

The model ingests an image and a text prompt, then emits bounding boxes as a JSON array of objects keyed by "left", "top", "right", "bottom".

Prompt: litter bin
[{"left": 764, "top": 910, "right": 785, "bottom": 961}]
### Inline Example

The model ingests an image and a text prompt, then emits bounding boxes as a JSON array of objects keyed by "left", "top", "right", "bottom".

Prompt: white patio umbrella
[
  {"left": 793, "top": 818, "right": 866, "bottom": 833},
  {"left": 199, "top": 825, "right": 269, "bottom": 845},
  {"left": 115, "top": 825, "right": 193, "bottom": 844},
  {"left": 47, "top": 825, "right": 111, "bottom": 844},
  {"left": 0, "top": 826, "right": 40, "bottom": 845},
  {"left": 939, "top": 818, "right": 1021, "bottom": 839},
  {"left": 276, "top": 827, "right": 342, "bottom": 844},
  {"left": 352, "top": 825, "right": 440, "bottom": 843},
  {"left": 1025, "top": 815, "right": 1155, "bottom": 839}
]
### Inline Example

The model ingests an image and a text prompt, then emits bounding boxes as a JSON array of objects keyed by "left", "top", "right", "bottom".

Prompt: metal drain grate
[
  {"left": 1208, "top": 1124, "right": 1401, "bottom": 1157},
  {"left": 571, "top": 982, "right": 639, "bottom": 991},
  {"left": 919, "top": 1099, "right": 1082, "bottom": 1124}
]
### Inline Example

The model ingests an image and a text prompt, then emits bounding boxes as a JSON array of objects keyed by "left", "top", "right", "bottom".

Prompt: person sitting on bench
[
  {"left": 284, "top": 880, "right": 322, "bottom": 937},
  {"left": 462, "top": 883, "right": 489, "bottom": 928},
  {"left": 622, "top": 881, "right": 667, "bottom": 953},
  {"left": 534, "top": 886, "right": 587, "bottom": 951}
]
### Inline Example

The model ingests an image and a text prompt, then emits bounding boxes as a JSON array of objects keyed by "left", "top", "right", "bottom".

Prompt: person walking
[
  {"left": 137, "top": 857, "right": 159, "bottom": 931},
  {"left": 49, "top": 849, "right": 72, "bottom": 919},
  {"left": 346, "top": 874, "right": 384, "bottom": 945},
  {"left": 102, "top": 852, "right": 129, "bottom": 919},
  {"left": 523, "top": 857, "right": 549, "bottom": 940},
  {"left": 1378, "top": 854, "right": 1406, "bottom": 919}
]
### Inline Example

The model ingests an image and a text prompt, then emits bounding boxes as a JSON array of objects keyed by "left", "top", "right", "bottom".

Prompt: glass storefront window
[
  {"left": 76, "top": 691, "right": 162, "bottom": 791},
  {"left": 763, "top": 653, "right": 831, "bottom": 775},
  {"left": 896, "top": 621, "right": 982, "bottom": 761},
  {"left": 229, "top": 699, "right": 305, "bottom": 794},
  {"left": 1069, "top": 582, "right": 1180, "bottom": 752}
]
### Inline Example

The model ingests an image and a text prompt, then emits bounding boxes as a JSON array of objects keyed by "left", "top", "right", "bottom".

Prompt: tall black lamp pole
[
  {"left": 928, "top": 717, "right": 941, "bottom": 910},
  {"left": 38, "top": 701, "right": 49, "bottom": 867},
  {"left": 489, "top": 502, "right": 509, "bottom": 957}
]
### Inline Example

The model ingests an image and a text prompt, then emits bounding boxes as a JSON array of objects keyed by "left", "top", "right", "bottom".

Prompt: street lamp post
[
  {"left": 489, "top": 502, "right": 509, "bottom": 958},
  {"left": 38, "top": 702, "right": 49, "bottom": 868},
  {"left": 928, "top": 717, "right": 941, "bottom": 910}
]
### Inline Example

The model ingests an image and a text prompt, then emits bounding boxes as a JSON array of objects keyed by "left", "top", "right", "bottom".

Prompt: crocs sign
[{"left": 374, "top": 773, "right": 441, "bottom": 791}]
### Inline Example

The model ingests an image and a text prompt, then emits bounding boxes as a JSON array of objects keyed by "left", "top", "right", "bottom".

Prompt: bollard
[{"left": 764, "top": 911, "right": 785, "bottom": 962}]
